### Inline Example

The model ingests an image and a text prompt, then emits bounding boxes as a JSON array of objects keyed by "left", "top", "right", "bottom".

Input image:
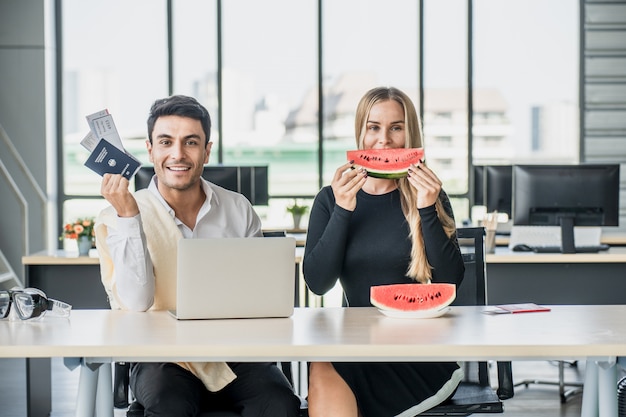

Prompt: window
[
  {"left": 423, "top": 0, "right": 468, "bottom": 218},
  {"left": 58, "top": 0, "right": 580, "bottom": 235},
  {"left": 61, "top": 0, "right": 168, "bottom": 247},
  {"left": 473, "top": 0, "right": 579, "bottom": 165}
]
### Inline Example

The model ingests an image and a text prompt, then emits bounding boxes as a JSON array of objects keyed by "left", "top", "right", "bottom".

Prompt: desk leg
[
  {"left": 76, "top": 362, "right": 114, "bottom": 417},
  {"left": 598, "top": 361, "right": 618, "bottom": 417},
  {"left": 76, "top": 363, "right": 99, "bottom": 416},
  {"left": 581, "top": 358, "right": 618, "bottom": 417},
  {"left": 96, "top": 363, "right": 113, "bottom": 417},
  {"left": 26, "top": 358, "right": 51, "bottom": 417},
  {"left": 581, "top": 360, "right": 598, "bottom": 417}
]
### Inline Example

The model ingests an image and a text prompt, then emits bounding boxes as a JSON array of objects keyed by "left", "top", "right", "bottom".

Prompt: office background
[{"left": 0, "top": 0, "right": 625, "bottom": 287}]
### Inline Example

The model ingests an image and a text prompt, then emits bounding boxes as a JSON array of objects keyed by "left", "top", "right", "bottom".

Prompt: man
[{"left": 95, "top": 95, "right": 300, "bottom": 416}]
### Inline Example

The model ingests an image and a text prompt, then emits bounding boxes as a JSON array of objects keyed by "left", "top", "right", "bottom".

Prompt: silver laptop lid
[{"left": 173, "top": 237, "right": 296, "bottom": 320}]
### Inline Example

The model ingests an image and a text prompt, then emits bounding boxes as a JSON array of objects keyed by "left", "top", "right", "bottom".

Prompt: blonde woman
[{"left": 303, "top": 86, "right": 465, "bottom": 417}]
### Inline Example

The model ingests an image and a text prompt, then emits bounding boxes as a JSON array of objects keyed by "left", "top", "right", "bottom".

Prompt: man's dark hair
[{"left": 147, "top": 95, "right": 211, "bottom": 145}]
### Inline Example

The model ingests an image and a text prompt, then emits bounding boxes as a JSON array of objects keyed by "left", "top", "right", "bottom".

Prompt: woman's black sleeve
[{"left": 302, "top": 187, "right": 353, "bottom": 295}]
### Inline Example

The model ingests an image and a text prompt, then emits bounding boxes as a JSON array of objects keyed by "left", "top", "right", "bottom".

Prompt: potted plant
[
  {"left": 286, "top": 200, "right": 309, "bottom": 230},
  {"left": 60, "top": 218, "right": 96, "bottom": 256}
]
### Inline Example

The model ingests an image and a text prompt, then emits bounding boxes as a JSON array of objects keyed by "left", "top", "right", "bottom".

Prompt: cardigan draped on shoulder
[{"left": 95, "top": 189, "right": 236, "bottom": 392}]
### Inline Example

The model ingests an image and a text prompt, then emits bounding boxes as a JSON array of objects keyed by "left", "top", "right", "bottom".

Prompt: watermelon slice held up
[
  {"left": 347, "top": 148, "right": 424, "bottom": 179},
  {"left": 370, "top": 283, "right": 456, "bottom": 312}
]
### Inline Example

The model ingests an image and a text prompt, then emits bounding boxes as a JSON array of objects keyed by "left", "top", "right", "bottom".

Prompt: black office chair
[
  {"left": 420, "top": 226, "right": 513, "bottom": 416},
  {"left": 306, "top": 227, "right": 512, "bottom": 416},
  {"left": 513, "top": 360, "right": 584, "bottom": 403}
]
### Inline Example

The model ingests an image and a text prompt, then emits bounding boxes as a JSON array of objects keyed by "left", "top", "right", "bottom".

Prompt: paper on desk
[{"left": 484, "top": 303, "right": 551, "bottom": 314}]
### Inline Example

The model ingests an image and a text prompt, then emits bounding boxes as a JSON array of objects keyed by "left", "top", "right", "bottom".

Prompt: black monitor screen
[
  {"left": 485, "top": 166, "right": 512, "bottom": 216},
  {"left": 472, "top": 166, "right": 485, "bottom": 207},
  {"left": 134, "top": 168, "right": 156, "bottom": 191},
  {"left": 473, "top": 165, "right": 512, "bottom": 216},
  {"left": 134, "top": 165, "right": 269, "bottom": 205},
  {"left": 512, "top": 164, "right": 620, "bottom": 252}
]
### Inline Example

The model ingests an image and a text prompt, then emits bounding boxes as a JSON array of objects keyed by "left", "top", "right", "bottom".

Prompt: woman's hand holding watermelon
[
  {"left": 331, "top": 161, "right": 367, "bottom": 211},
  {"left": 407, "top": 161, "right": 443, "bottom": 209}
]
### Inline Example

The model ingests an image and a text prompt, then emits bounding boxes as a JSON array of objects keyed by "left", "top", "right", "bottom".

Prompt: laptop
[{"left": 170, "top": 237, "right": 296, "bottom": 320}]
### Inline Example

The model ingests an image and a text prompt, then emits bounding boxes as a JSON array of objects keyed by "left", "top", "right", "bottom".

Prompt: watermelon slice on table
[
  {"left": 347, "top": 148, "right": 424, "bottom": 179},
  {"left": 370, "top": 283, "right": 456, "bottom": 312}
]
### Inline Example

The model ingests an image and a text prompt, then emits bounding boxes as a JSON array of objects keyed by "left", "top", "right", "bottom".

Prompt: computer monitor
[
  {"left": 484, "top": 166, "right": 513, "bottom": 216},
  {"left": 512, "top": 164, "right": 620, "bottom": 253},
  {"left": 473, "top": 164, "right": 513, "bottom": 228},
  {"left": 134, "top": 165, "right": 269, "bottom": 205},
  {"left": 472, "top": 165, "right": 485, "bottom": 207}
]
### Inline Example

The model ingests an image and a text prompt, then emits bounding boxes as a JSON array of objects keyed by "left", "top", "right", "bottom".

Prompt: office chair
[
  {"left": 311, "top": 226, "right": 512, "bottom": 416},
  {"left": 420, "top": 226, "right": 512, "bottom": 416},
  {"left": 513, "top": 360, "right": 584, "bottom": 403}
]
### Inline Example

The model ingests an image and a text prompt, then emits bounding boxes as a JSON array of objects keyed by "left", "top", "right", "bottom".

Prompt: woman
[{"left": 303, "top": 86, "right": 465, "bottom": 417}]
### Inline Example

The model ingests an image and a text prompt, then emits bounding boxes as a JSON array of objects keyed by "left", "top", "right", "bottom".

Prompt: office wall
[
  {"left": 0, "top": 0, "right": 50, "bottom": 283},
  {"left": 582, "top": 1, "right": 626, "bottom": 229}
]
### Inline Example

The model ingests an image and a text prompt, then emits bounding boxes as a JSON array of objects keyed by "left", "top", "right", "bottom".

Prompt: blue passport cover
[{"left": 84, "top": 138, "right": 142, "bottom": 179}]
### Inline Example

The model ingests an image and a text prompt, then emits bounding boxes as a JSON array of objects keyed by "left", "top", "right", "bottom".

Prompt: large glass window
[
  {"left": 221, "top": 0, "right": 317, "bottom": 226},
  {"left": 58, "top": 1, "right": 581, "bottom": 235},
  {"left": 172, "top": 0, "right": 218, "bottom": 100},
  {"left": 473, "top": 0, "right": 579, "bottom": 165},
  {"left": 61, "top": 0, "right": 168, "bottom": 245},
  {"left": 322, "top": 0, "right": 420, "bottom": 186},
  {"left": 222, "top": 1, "right": 318, "bottom": 201},
  {"left": 423, "top": 0, "right": 468, "bottom": 219}
]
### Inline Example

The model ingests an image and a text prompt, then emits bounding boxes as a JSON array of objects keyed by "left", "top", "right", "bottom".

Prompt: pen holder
[
  {"left": 482, "top": 211, "right": 499, "bottom": 254},
  {"left": 485, "top": 229, "right": 497, "bottom": 254}
]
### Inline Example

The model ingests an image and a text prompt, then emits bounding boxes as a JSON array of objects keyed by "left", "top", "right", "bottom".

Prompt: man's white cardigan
[{"left": 96, "top": 189, "right": 236, "bottom": 392}]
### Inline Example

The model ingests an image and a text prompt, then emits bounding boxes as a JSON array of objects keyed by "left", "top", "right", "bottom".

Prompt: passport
[{"left": 84, "top": 138, "right": 142, "bottom": 179}]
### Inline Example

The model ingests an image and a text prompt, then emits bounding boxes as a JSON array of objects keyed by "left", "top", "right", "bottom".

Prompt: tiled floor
[{"left": 2, "top": 357, "right": 614, "bottom": 416}]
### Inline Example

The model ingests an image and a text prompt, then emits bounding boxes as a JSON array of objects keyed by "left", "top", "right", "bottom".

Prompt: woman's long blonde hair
[{"left": 354, "top": 87, "right": 456, "bottom": 283}]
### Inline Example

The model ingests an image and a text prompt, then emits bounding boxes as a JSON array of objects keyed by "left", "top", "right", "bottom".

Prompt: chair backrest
[
  {"left": 454, "top": 226, "right": 487, "bottom": 307},
  {"left": 454, "top": 227, "right": 490, "bottom": 386},
  {"left": 457, "top": 227, "right": 515, "bottom": 403}
]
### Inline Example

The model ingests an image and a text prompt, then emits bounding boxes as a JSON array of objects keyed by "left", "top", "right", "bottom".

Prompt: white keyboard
[
  {"left": 509, "top": 226, "right": 561, "bottom": 248},
  {"left": 508, "top": 226, "right": 602, "bottom": 249}
]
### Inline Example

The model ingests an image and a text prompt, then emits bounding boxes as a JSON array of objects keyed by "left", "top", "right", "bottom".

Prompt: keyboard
[
  {"left": 532, "top": 244, "right": 610, "bottom": 254},
  {"left": 509, "top": 226, "right": 604, "bottom": 251}
]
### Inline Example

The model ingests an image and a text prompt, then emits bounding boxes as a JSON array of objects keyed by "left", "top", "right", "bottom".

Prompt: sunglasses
[{"left": 0, "top": 288, "right": 72, "bottom": 320}]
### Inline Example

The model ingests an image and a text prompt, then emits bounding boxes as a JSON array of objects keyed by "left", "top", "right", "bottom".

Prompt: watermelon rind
[
  {"left": 370, "top": 283, "right": 456, "bottom": 312},
  {"left": 365, "top": 169, "right": 408, "bottom": 179},
  {"left": 350, "top": 166, "right": 409, "bottom": 179}
]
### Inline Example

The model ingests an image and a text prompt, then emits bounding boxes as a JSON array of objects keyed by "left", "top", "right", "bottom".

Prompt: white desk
[
  {"left": 20, "top": 249, "right": 306, "bottom": 416},
  {"left": 22, "top": 249, "right": 304, "bottom": 308},
  {"left": 487, "top": 246, "right": 626, "bottom": 264},
  {"left": 1, "top": 306, "right": 625, "bottom": 416},
  {"left": 486, "top": 247, "right": 626, "bottom": 305},
  {"left": 494, "top": 232, "right": 626, "bottom": 247}
]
